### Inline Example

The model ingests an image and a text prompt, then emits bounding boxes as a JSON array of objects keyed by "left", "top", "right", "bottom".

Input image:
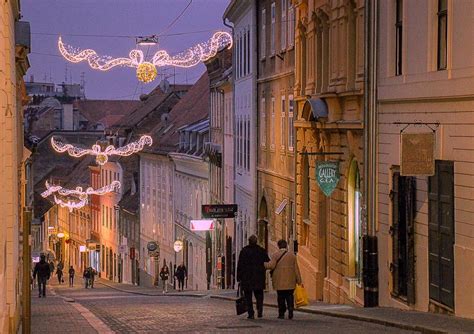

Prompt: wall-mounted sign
[
  {"left": 401, "top": 132, "right": 435, "bottom": 176},
  {"left": 147, "top": 241, "right": 159, "bottom": 252},
  {"left": 118, "top": 245, "right": 127, "bottom": 254},
  {"left": 316, "top": 161, "right": 340, "bottom": 197},
  {"left": 202, "top": 204, "right": 237, "bottom": 218},
  {"left": 173, "top": 240, "right": 183, "bottom": 252},
  {"left": 190, "top": 219, "right": 215, "bottom": 231}
]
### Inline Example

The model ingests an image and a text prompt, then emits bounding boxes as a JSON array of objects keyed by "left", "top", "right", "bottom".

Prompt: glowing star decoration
[
  {"left": 58, "top": 32, "right": 233, "bottom": 83},
  {"left": 41, "top": 180, "right": 121, "bottom": 199},
  {"left": 50, "top": 135, "right": 153, "bottom": 165}
]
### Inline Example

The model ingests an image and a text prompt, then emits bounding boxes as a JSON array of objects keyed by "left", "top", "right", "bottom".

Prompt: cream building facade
[
  {"left": 0, "top": 0, "right": 30, "bottom": 331},
  {"left": 377, "top": 0, "right": 474, "bottom": 319},
  {"left": 293, "top": 0, "right": 366, "bottom": 304}
]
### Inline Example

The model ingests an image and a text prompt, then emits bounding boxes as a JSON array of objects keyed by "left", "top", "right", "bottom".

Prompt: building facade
[
  {"left": 0, "top": 0, "right": 30, "bottom": 331},
  {"left": 293, "top": 0, "right": 366, "bottom": 304},
  {"left": 224, "top": 0, "right": 257, "bottom": 260},
  {"left": 257, "top": 0, "right": 296, "bottom": 259},
  {"left": 377, "top": 0, "right": 474, "bottom": 319}
]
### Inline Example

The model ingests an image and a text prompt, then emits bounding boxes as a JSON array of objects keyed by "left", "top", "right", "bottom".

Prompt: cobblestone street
[{"left": 31, "top": 282, "right": 419, "bottom": 334}]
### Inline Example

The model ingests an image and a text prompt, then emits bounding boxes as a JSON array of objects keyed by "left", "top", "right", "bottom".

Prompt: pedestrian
[
  {"left": 57, "top": 260, "right": 64, "bottom": 271},
  {"left": 56, "top": 267, "right": 64, "bottom": 284},
  {"left": 237, "top": 235, "right": 270, "bottom": 319},
  {"left": 83, "top": 267, "right": 91, "bottom": 288},
  {"left": 265, "top": 239, "right": 302, "bottom": 320},
  {"left": 160, "top": 263, "right": 170, "bottom": 293},
  {"left": 89, "top": 267, "right": 96, "bottom": 288},
  {"left": 33, "top": 254, "right": 51, "bottom": 298},
  {"left": 175, "top": 263, "right": 187, "bottom": 291},
  {"left": 48, "top": 260, "right": 55, "bottom": 278},
  {"left": 68, "top": 266, "right": 75, "bottom": 287}
]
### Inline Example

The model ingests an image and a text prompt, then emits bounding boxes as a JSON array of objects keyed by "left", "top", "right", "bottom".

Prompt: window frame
[
  {"left": 270, "top": 96, "right": 275, "bottom": 150},
  {"left": 281, "top": 0, "right": 287, "bottom": 51},
  {"left": 395, "top": 0, "right": 403, "bottom": 76},
  {"left": 280, "top": 95, "right": 286, "bottom": 151},
  {"left": 260, "top": 97, "right": 266, "bottom": 148},
  {"left": 270, "top": 2, "right": 276, "bottom": 55},
  {"left": 288, "top": 94, "right": 294, "bottom": 152},
  {"left": 261, "top": 8, "right": 266, "bottom": 60},
  {"left": 437, "top": 0, "right": 448, "bottom": 70}
]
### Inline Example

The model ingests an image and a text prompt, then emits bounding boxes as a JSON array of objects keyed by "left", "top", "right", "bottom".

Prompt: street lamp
[
  {"left": 57, "top": 232, "right": 65, "bottom": 238},
  {"left": 136, "top": 35, "right": 158, "bottom": 46}
]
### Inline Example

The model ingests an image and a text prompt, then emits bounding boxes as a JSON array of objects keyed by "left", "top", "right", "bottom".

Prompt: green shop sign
[{"left": 316, "top": 161, "right": 340, "bottom": 197}]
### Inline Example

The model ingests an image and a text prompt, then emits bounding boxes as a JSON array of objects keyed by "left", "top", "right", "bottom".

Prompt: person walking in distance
[
  {"left": 265, "top": 239, "right": 302, "bottom": 320},
  {"left": 48, "top": 260, "right": 55, "bottom": 279},
  {"left": 33, "top": 254, "right": 51, "bottom": 298},
  {"left": 56, "top": 267, "right": 64, "bottom": 284},
  {"left": 89, "top": 267, "right": 97, "bottom": 288},
  {"left": 160, "top": 263, "right": 170, "bottom": 293},
  {"left": 68, "top": 266, "right": 75, "bottom": 287},
  {"left": 237, "top": 235, "right": 270, "bottom": 319},
  {"left": 175, "top": 263, "right": 187, "bottom": 291},
  {"left": 83, "top": 267, "right": 91, "bottom": 288}
]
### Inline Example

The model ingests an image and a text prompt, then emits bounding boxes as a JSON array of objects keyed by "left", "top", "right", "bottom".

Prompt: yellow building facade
[
  {"left": 293, "top": 0, "right": 365, "bottom": 305},
  {"left": 0, "top": 0, "right": 30, "bottom": 332}
]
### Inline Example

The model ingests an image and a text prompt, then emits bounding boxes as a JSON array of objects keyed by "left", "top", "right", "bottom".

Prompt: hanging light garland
[
  {"left": 42, "top": 181, "right": 121, "bottom": 212},
  {"left": 58, "top": 31, "right": 232, "bottom": 83},
  {"left": 50, "top": 135, "right": 153, "bottom": 165}
]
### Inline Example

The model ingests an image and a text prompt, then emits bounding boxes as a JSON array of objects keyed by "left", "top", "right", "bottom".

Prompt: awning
[{"left": 303, "top": 98, "right": 328, "bottom": 120}]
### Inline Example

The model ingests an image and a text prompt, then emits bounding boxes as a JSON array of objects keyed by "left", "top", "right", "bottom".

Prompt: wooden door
[{"left": 428, "top": 160, "right": 455, "bottom": 309}]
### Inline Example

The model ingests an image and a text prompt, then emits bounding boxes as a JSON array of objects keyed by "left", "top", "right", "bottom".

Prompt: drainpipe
[{"left": 362, "top": 0, "right": 378, "bottom": 307}]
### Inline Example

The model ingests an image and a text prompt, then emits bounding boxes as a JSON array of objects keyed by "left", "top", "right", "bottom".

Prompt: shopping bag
[
  {"left": 235, "top": 284, "right": 248, "bottom": 315},
  {"left": 294, "top": 284, "right": 309, "bottom": 307}
]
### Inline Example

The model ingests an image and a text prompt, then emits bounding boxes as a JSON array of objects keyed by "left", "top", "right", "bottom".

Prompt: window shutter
[
  {"left": 406, "top": 176, "right": 416, "bottom": 304},
  {"left": 391, "top": 172, "right": 400, "bottom": 297}
]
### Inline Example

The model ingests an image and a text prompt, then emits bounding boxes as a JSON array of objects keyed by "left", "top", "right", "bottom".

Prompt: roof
[
  {"left": 73, "top": 99, "right": 140, "bottom": 128},
  {"left": 147, "top": 72, "right": 210, "bottom": 154}
]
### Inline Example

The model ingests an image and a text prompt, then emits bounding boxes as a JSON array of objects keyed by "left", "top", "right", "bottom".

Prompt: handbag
[
  {"left": 235, "top": 284, "right": 248, "bottom": 315},
  {"left": 294, "top": 284, "right": 309, "bottom": 307},
  {"left": 270, "top": 250, "right": 287, "bottom": 277}
]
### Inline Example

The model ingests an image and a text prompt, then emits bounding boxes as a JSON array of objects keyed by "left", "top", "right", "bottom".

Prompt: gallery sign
[
  {"left": 201, "top": 204, "right": 237, "bottom": 219},
  {"left": 316, "top": 161, "right": 340, "bottom": 197},
  {"left": 401, "top": 132, "right": 435, "bottom": 176}
]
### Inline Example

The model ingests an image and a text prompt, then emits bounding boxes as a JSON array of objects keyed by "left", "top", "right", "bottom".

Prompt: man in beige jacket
[{"left": 265, "top": 239, "right": 302, "bottom": 319}]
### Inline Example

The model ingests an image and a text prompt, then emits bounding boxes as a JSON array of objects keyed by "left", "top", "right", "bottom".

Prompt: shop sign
[
  {"left": 173, "top": 240, "right": 183, "bottom": 252},
  {"left": 201, "top": 204, "right": 237, "bottom": 218},
  {"left": 118, "top": 245, "right": 127, "bottom": 253},
  {"left": 147, "top": 241, "right": 159, "bottom": 252},
  {"left": 79, "top": 245, "right": 87, "bottom": 252},
  {"left": 401, "top": 132, "right": 435, "bottom": 176},
  {"left": 316, "top": 161, "right": 340, "bottom": 197},
  {"left": 190, "top": 219, "right": 215, "bottom": 231}
]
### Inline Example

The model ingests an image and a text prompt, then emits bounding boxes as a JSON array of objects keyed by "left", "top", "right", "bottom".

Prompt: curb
[
  {"left": 210, "top": 295, "right": 446, "bottom": 334},
  {"left": 97, "top": 281, "right": 207, "bottom": 298}
]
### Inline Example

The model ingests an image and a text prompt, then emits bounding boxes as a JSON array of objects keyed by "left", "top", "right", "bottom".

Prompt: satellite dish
[{"left": 159, "top": 78, "right": 170, "bottom": 93}]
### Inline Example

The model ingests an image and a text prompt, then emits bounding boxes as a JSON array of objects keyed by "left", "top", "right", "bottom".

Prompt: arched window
[{"left": 347, "top": 159, "right": 361, "bottom": 278}]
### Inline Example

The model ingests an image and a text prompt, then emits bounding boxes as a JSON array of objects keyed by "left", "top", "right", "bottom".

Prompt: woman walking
[{"left": 160, "top": 263, "right": 170, "bottom": 293}]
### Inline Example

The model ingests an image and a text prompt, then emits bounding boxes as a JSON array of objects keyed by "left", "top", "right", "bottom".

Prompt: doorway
[{"left": 428, "top": 160, "right": 455, "bottom": 310}]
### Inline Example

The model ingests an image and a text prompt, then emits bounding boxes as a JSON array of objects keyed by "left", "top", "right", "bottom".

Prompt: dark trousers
[
  {"left": 178, "top": 278, "right": 185, "bottom": 290},
  {"left": 243, "top": 289, "right": 264, "bottom": 317},
  {"left": 37, "top": 277, "right": 47, "bottom": 297},
  {"left": 69, "top": 276, "right": 74, "bottom": 287},
  {"left": 277, "top": 289, "right": 295, "bottom": 317}
]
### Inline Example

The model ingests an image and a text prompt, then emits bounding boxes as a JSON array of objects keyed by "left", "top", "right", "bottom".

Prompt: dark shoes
[
  {"left": 278, "top": 315, "right": 284, "bottom": 319},
  {"left": 247, "top": 314, "right": 255, "bottom": 319},
  {"left": 257, "top": 313, "right": 263, "bottom": 318},
  {"left": 288, "top": 312, "right": 293, "bottom": 320}
]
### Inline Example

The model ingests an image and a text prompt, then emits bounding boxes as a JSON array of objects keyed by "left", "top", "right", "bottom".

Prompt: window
[
  {"left": 271, "top": 2, "right": 276, "bottom": 55},
  {"left": 261, "top": 8, "right": 266, "bottom": 59},
  {"left": 280, "top": 95, "right": 286, "bottom": 150},
  {"left": 288, "top": 95, "right": 294, "bottom": 151},
  {"left": 288, "top": 3, "right": 295, "bottom": 47},
  {"left": 270, "top": 97, "right": 275, "bottom": 150},
  {"left": 240, "top": 117, "right": 244, "bottom": 168},
  {"left": 246, "top": 30, "right": 250, "bottom": 74},
  {"left": 260, "top": 98, "right": 266, "bottom": 147},
  {"left": 243, "top": 32, "right": 247, "bottom": 76},
  {"left": 437, "top": 0, "right": 448, "bottom": 70},
  {"left": 301, "top": 154, "right": 310, "bottom": 246},
  {"left": 395, "top": 0, "right": 403, "bottom": 75},
  {"left": 240, "top": 35, "right": 243, "bottom": 78},
  {"left": 281, "top": 0, "right": 287, "bottom": 50}
]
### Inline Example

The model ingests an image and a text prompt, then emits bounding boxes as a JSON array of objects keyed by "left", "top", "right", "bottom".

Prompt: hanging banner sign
[
  {"left": 316, "top": 161, "right": 340, "bottom": 197},
  {"left": 401, "top": 132, "right": 435, "bottom": 176},
  {"left": 190, "top": 219, "right": 215, "bottom": 231}
]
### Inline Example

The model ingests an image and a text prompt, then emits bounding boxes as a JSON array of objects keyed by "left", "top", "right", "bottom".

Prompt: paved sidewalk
[
  {"left": 97, "top": 279, "right": 474, "bottom": 334},
  {"left": 31, "top": 286, "right": 98, "bottom": 333}
]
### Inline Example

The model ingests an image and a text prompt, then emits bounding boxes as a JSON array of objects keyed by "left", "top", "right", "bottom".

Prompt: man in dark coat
[
  {"left": 175, "top": 263, "right": 187, "bottom": 291},
  {"left": 33, "top": 254, "right": 51, "bottom": 298},
  {"left": 237, "top": 235, "right": 270, "bottom": 319}
]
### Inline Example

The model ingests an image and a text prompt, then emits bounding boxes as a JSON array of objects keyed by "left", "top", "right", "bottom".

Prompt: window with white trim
[
  {"left": 261, "top": 9, "right": 266, "bottom": 59},
  {"left": 246, "top": 117, "right": 250, "bottom": 170},
  {"left": 281, "top": 0, "right": 287, "bottom": 50},
  {"left": 270, "top": 97, "right": 275, "bottom": 150},
  {"left": 260, "top": 98, "right": 266, "bottom": 147},
  {"left": 280, "top": 95, "right": 286, "bottom": 150},
  {"left": 288, "top": 95, "right": 294, "bottom": 151},
  {"left": 288, "top": 3, "right": 295, "bottom": 47},
  {"left": 271, "top": 2, "right": 276, "bottom": 55}
]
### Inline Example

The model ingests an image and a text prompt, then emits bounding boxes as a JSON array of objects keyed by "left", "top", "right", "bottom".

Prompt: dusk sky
[{"left": 22, "top": 0, "right": 230, "bottom": 100}]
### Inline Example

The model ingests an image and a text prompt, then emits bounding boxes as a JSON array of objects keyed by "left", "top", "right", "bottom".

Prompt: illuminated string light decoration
[
  {"left": 50, "top": 135, "right": 153, "bottom": 165},
  {"left": 58, "top": 31, "right": 233, "bottom": 83},
  {"left": 42, "top": 181, "right": 121, "bottom": 212}
]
